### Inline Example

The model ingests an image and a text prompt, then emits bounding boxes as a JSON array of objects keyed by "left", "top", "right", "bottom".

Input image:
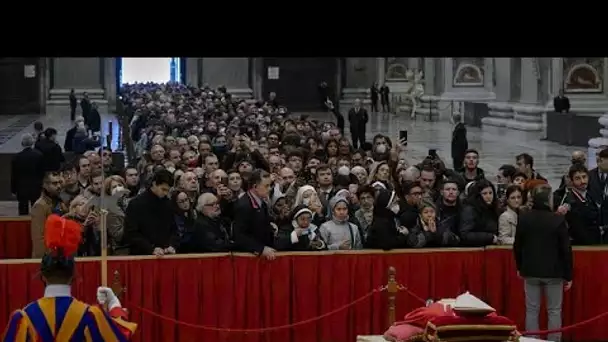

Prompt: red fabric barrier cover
[
  {"left": 0, "top": 219, "right": 31, "bottom": 259},
  {"left": 0, "top": 219, "right": 607, "bottom": 342}
]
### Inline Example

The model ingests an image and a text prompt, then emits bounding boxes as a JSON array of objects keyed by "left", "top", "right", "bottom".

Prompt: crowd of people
[{"left": 12, "top": 82, "right": 607, "bottom": 262}]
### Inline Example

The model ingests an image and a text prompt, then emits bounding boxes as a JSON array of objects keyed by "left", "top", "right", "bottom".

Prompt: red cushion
[
  {"left": 425, "top": 315, "right": 517, "bottom": 342},
  {"left": 383, "top": 323, "right": 424, "bottom": 342}
]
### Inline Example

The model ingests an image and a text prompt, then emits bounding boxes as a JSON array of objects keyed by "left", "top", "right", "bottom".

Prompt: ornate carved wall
[
  {"left": 562, "top": 57, "right": 604, "bottom": 94},
  {"left": 451, "top": 58, "right": 485, "bottom": 87}
]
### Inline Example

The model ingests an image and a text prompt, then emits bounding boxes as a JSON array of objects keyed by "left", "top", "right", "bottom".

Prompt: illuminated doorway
[{"left": 118, "top": 57, "right": 183, "bottom": 85}]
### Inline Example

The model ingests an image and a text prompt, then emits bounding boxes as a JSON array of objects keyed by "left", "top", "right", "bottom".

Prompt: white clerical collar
[{"left": 44, "top": 284, "right": 71, "bottom": 298}]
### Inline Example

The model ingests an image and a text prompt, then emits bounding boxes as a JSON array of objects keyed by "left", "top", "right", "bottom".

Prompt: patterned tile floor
[{"left": 0, "top": 110, "right": 586, "bottom": 216}]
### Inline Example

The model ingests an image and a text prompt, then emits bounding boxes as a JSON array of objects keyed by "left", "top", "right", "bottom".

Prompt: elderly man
[
  {"left": 179, "top": 171, "right": 199, "bottom": 204},
  {"left": 348, "top": 99, "right": 369, "bottom": 149},
  {"left": 191, "top": 192, "right": 234, "bottom": 253},
  {"left": 11, "top": 134, "right": 44, "bottom": 215}
]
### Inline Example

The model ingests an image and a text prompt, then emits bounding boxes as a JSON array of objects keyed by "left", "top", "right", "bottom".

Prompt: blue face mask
[{"left": 300, "top": 228, "right": 311, "bottom": 235}]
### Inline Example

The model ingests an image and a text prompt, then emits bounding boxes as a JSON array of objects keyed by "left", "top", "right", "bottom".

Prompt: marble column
[
  {"left": 377, "top": 58, "right": 385, "bottom": 84},
  {"left": 550, "top": 57, "right": 563, "bottom": 95},
  {"left": 185, "top": 58, "right": 199, "bottom": 87},
  {"left": 493, "top": 58, "right": 511, "bottom": 101},
  {"left": 103, "top": 58, "right": 116, "bottom": 108},
  {"left": 250, "top": 58, "right": 263, "bottom": 100},
  {"left": 483, "top": 58, "right": 494, "bottom": 93},
  {"left": 52, "top": 58, "right": 103, "bottom": 89},
  {"left": 520, "top": 58, "right": 538, "bottom": 104},
  {"left": 423, "top": 58, "right": 435, "bottom": 94},
  {"left": 442, "top": 58, "right": 453, "bottom": 93}
]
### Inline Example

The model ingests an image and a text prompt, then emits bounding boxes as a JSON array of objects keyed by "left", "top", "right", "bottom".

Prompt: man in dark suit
[
  {"left": 233, "top": 169, "right": 276, "bottom": 260},
  {"left": 380, "top": 83, "right": 390, "bottom": 112},
  {"left": 69, "top": 88, "right": 77, "bottom": 121},
  {"left": 370, "top": 82, "right": 379, "bottom": 113},
  {"left": 553, "top": 89, "right": 570, "bottom": 113},
  {"left": 514, "top": 184, "right": 573, "bottom": 342},
  {"left": 348, "top": 99, "right": 368, "bottom": 149},
  {"left": 125, "top": 169, "right": 179, "bottom": 256},
  {"left": 11, "top": 134, "right": 44, "bottom": 215}
]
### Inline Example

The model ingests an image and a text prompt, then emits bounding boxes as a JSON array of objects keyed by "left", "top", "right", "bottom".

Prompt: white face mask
[
  {"left": 390, "top": 203, "right": 400, "bottom": 214},
  {"left": 302, "top": 198, "right": 311, "bottom": 206},
  {"left": 376, "top": 144, "right": 387, "bottom": 154}
]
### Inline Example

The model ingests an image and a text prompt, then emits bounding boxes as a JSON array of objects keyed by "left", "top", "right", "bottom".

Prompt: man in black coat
[
  {"left": 370, "top": 82, "right": 379, "bottom": 113},
  {"left": 553, "top": 89, "right": 570, "bottom": 113},
  {"left": 191, "top": 192, "right": 234, "bottom": 253},
  {"left": 451, "top": 114, "right": 468, "bottom": 170},
  {"left": 11, "top": 134, "right": 44, "bottom": 215},
  {"left": 232, "top": 169, "right": 276, "bottom": 259},
  {"left": 348, "top": 99, "right": 368, "bottom": 149},
  {"left": 35, "top": 128, "right": 65, "bottom": 172},
  {"left": 380, "top": 83, "right": 390, "bottom": 112},
  {"left": 514, "top": 184, "right": 573, "bottom": 342},
  {"left": 125, "top": 169, "right": 180, "bottom": 255},
  {"left": 69, "top": 88, "right": 77, "bottom": 121}
]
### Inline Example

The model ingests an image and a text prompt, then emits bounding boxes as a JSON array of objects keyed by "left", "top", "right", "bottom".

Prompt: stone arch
[
  {"left": 386, "top": 63, "right": 407, "bottom": 80},
  {"left": 453, "top": 63, "right": 484, "bottom": 86},
  {"left": 564, "top": 63, "right": 602, "bottom": 93}
]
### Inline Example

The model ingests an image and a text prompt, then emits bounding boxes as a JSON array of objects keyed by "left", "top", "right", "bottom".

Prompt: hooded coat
[{"left": 318, "top": 196, "right": 363, "bottom": 250}]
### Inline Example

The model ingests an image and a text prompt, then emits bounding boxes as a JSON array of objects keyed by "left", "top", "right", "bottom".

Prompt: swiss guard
[{"left": 2, "top": 214, "right": 137, "bottom": 341}]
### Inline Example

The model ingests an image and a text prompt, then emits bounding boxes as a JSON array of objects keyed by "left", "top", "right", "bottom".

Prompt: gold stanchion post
[
  {"left": 387, "top": 266, "right": 398, "bottom": 326},
  {"left": 111, "top": 270, "right": 125, "bottom": 300}
]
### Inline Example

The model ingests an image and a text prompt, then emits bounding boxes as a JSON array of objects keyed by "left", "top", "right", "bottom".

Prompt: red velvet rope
[
  {"left": 125, "top": 283, "right": 608, "bottom": 336},
  {"left": 520, "top": 310, "right": 608, "bottom": 336},
  {"left": 125, "top": 285, "right": 386, "bottom": 333}
]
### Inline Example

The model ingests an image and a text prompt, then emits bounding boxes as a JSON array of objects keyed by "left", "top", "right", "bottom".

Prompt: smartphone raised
[{"left": 399, "top": 130, "right": 408, "bottom": 142}]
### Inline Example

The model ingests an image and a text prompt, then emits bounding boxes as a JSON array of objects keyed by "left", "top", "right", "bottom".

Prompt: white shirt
[{"left": 44, "top": 284, "right": 71, "bottom": 298}]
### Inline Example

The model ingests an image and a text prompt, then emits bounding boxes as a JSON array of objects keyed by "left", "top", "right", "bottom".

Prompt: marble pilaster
[
  {"left": 423, "top": 58, "right": 435, "bottom": 94},
  {"left": 483, "top": 58, "right": 494, "bottom": 93},
  {"left": 377, "top": 57, "right": 385, "bottom": 84},
  {"left": 103, "top": 58, "right": 117, "bottom": 110},
  {"left": 185, "top": 58, "right": 199, "bottom": 87},
  {"left": 493, "top": 58, "right": 511, "bottom": 101},
  {"left": 52, "top": 58, "right": 103, "bottom": 89},
  {"left": 251, "top": 58, "right": 263, "bottom": 100},
  {"left": 201, "top": 57, "right": 248, "bottom": 88},
  {"left": 520, "top": 58, "right": 539, "bottom": 104}
]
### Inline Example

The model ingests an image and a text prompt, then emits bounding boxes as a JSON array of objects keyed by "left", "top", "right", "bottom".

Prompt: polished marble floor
[
  {"left": 311, "top": 111, "right": 581, "bottom": 188},
  {"left": 0, "top": 110, "right": 584, "bottom": 215}
]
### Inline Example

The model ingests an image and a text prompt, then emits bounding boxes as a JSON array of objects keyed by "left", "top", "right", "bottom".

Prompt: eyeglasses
[{"left": 204, "top": 202, "right": 220, "bottom": 207}]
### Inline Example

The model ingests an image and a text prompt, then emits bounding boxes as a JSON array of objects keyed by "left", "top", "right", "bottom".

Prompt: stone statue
[{"left": 405, "top": 71, "right": 425, "bottom": 119}]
